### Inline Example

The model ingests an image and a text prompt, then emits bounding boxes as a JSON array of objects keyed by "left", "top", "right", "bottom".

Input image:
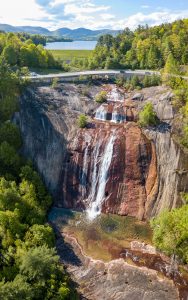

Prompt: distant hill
[
  {"left": 0, "top": 24, "right": 120, "bottom": 40},
  {"left": 52, "top": 27, "right": 119, "bottom": 40}
]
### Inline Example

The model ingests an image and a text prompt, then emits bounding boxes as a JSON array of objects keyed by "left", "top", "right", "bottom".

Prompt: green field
[{"left": 50, "top": 50, "right": 93, "bottom": 62}]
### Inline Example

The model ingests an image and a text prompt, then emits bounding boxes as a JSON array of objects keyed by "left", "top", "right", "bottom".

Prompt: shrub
[
  {"left": 95, "top": 91, "right": 107, "bottom": 103},
  {"left": 151, "top": 204, "right": 188, "bottom": 263},
  {"left": 139, "top": 102, "right": 159, "bottom": 127},
  {"left": 51, "top": 78, "right": 58, "bottom": 89},
  {"left": 77, "top": 114, "right": 87, "bottom": 128}
]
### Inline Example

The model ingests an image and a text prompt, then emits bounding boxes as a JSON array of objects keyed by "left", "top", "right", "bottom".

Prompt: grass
[
  {"left": 49, "top": 208, "right": 153, "bottom": 262},
  {"left": 50, "top": 50, "right": 93, "bottom": 63}
]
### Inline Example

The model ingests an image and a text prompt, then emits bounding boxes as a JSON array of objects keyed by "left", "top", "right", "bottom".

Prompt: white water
[
  {"left": 87, "top": 134, "right": 115, "bottom": 220},
  {"left": 95, "top": 106, "right": 107, "bottom": 121},
  {"left": 88, "top": 139, "right": 103, "bottom": 203},
  {"left": 107, "top": 87, "right": 124, "bottom": 102},
  {"left": 111, "top": 112, "right": 125, "bottom": 123},
  {"left": 80, "top": 143, "right": 89, "bottom": 198}
]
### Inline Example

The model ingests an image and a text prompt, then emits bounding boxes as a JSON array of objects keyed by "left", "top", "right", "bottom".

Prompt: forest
[
  {"left": 0, "top": 32, "right": 60, "bottom": 69},
  {"left": 0, "top": 36, "right": 77, "bottom": 299},
  {"left": 69, "top": 19, "right": 188, "bottom": 71}
]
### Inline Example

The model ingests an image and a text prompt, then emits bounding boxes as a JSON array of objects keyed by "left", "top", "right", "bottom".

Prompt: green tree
[
  {"left": 77, "top": 114, "right": 87, "bottom": 128},
  {"left": 0, "top": 275, "right": 34, "bottom": 300},
  {"left": 2, "top": 44, "right": 18, "bottom": 66},
  {"left": 163, "top": 53, "right": 180, "bottom": 76},
  {"left": 139, "top": 102, "right": 159, "bottom": 127},
  {"left": 24, "top": 224, "right": 55, "bottom": 248},
  {"left": 95, "top": 91, "right": 108, "bottom": 103},
  {"left": 0, "top": 142, "right": 21, "bottom": 178},
  {"left": 151, "top": 205, "right": 188, "bottom": 263},
  {"left": 0, "top": 122, "right": 22, "bottom": 150}
]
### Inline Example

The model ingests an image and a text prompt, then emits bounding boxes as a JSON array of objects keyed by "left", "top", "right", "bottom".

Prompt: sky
[{"left": 0, "top": 0, "right": 188, "bottom": 30}]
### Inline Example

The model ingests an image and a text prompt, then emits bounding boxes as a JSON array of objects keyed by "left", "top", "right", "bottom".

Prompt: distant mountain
[
  {"left": 0, "top": 24, "right": 120, "bottom": 40},
  {"left": 52, "top": 27, "right": 119, "bottom": 40}
]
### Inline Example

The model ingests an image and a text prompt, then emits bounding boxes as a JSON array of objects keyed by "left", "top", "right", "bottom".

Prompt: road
[
  {"left": 28, "top": 69, "right": 188, "bottom": 81},
  {"left": 28, "top": 69, "right": 160, "bottom": 80}
]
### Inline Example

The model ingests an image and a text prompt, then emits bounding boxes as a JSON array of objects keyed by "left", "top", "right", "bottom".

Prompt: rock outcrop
[
  {"left": 55, "top": 231, "right": 179, "bottom": 300},
  {"left": 61, "top": 122, "right": 157, "bottom": 219},
  {"left": 17, "top": 83, "right": 188, "bottom": 219}
]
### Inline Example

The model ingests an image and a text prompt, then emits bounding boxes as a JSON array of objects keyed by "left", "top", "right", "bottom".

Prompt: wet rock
[{"left": 59, "top": 233, "right": 179, "bottom": 300}]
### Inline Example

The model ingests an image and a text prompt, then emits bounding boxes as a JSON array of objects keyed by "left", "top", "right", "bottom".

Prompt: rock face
[
  {"left": 61, "top": 122, "right": 156, "bottom": 219},
  {"left": 144, "top": 126, "right": 188, "bottom": 217},
  {"left": 17, "top": 83, "right": 188, "bottom": 219},
  {"left": 17, "top": 83, "right": 99, "bottom": 198}
]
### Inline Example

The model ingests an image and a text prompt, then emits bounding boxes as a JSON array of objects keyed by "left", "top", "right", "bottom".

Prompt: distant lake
[{"left": 45, "top": 40, "right": 97, "bottom": 50}]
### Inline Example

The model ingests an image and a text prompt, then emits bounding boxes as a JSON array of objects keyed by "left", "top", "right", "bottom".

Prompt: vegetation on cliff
[
  {"left": 139, "top": 103, "right": 159, "bottom": 127},
  {"left": 77, "top": 114, "right": 88, "bottom": 128},
  {"left": 0, "top": 59, "right": 77, "bottom": 298},
  {"left": 151, "top": 203, "right": 188, "bottom": 264},
  {"left": 95, "top": 91, "right": 107, "bottom": 103},
  {"left": 115, "top": 74, "right": 161, "bottom": 91}
]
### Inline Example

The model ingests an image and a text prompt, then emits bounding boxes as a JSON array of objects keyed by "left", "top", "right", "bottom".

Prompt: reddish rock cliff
[{"left": 60, "top": 121, "right": 157, "bottom": 220}]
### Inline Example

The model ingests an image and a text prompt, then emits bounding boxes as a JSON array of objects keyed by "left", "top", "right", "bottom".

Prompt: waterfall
[
  {"left": 88, "top": 139, "right": 103, "bottom": 202},
  {"left": 79, "top": 143, "right": 89, "bottom": 198},
  {"left": 95, "top": 106, "right": 107, "bottom": 121},
  {"left": 107, "top": 87, "right": 124, "bottom": 102},
  {"left": 111, "top": 112, "right": 125, "bottom": 123},
  {"left": 87, "top": 134, "right": 115, "bottom": 220}
]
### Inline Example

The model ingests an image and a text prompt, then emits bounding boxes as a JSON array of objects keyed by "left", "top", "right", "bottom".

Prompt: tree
[
  {"left": 163, "top": 53, "right": 180, "bottom": 75},
  {"left": 0, "top": 122, "right": 22, "bottom": 150},
  {"left": 131, "top": 75, "right": 140, "bottom": 88},
  {"left": 0, "top": 210, "right": 26, "bottom": 248},
  {"left": 147, "top": 46, "right": 159, "bottom": 69},
  {"left": 77, "top": 114, "right": 87, "bottom": 128},
  {"left": 52, "top": 78, "right": 59, "bottom": 89},
  {"left": 139, "top": 102, "right": 159, "bottom": 127},
  {"left": 151, "top": 204, "right": 188, "bottom": 263},
  {"left": 0, "top": 275, "right": 34, "bottom": 300},
  {"left": 2, "top": 44, "right": 18, "bottom": 66},
  {"left": 19, "top": 246, "right": 59, "bottom": 282},
  {"left": 0, "top": 142, "right": 21, "bottom": 178},
  {"left": 95, "top": 91, "right": 107, "bottom": 103},
  {"left": 24, "top": 224, "right": 55, "bottom": 248}
]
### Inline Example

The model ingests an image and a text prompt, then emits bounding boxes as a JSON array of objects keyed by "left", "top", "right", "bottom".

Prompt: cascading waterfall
[
  {"left": 95, "top": 106, "right": 107, "bottom": 121},
  {"left": 87, "top": 133, "right": 116, "bottom": 220},
  {"left": 79, "top": 143, "right": 89, "bottom": 198},
  {"left": 111, "top": 112, "right": 125, "bottom": 123},
  {"left": 88, "top": 139, "right": 103, "bottom": 203},
  {"left": 107, "top": 87, "right": 124, "bottom": 102}
]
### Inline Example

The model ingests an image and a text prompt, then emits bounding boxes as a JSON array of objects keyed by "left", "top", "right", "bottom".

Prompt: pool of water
[
  {"left": 49, "top": 208, "right": 152, "bottom": 261},
  {"left": 49, "top": 208, "right": 188, "bottom": 298},
  {"left": 45, "top": 40, "right": 97, "bottom": 50}
]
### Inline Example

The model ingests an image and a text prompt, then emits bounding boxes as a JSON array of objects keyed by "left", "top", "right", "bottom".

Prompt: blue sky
[{"left": 0, "top": 0, "right": 188, "bottom": 30}]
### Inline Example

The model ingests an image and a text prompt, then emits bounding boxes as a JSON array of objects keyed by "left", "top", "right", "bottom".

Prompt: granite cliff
[{"left": 16, "top": 82, "right": 188, "bottom": 220}]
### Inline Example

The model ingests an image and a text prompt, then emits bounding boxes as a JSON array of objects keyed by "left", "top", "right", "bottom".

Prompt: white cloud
[
  {"left": 0, "top": 0, "right": 187, "bottom": 31},
  {"left": 116, "top": 10, "right": 188, "bottom": 30},
  {"left": 0, "top": 0, "right": 49, "bottom": 27},
  {"left": 64, "top": 2, "right": 110, "bottom": 16},
  {"left": 141, "top": 5, "right": 150, "bottom": 9},
  {"left": 100, "top": 14, "right": 115, "bottom": 21}
]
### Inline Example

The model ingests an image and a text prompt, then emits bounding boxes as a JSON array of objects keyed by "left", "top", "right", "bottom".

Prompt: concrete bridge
[
  {"left": 28, "top": 69, "right": 160, "bottom": 83},
  {"left": 28, "top": 69, "right": 188, "bottom": 83}
]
